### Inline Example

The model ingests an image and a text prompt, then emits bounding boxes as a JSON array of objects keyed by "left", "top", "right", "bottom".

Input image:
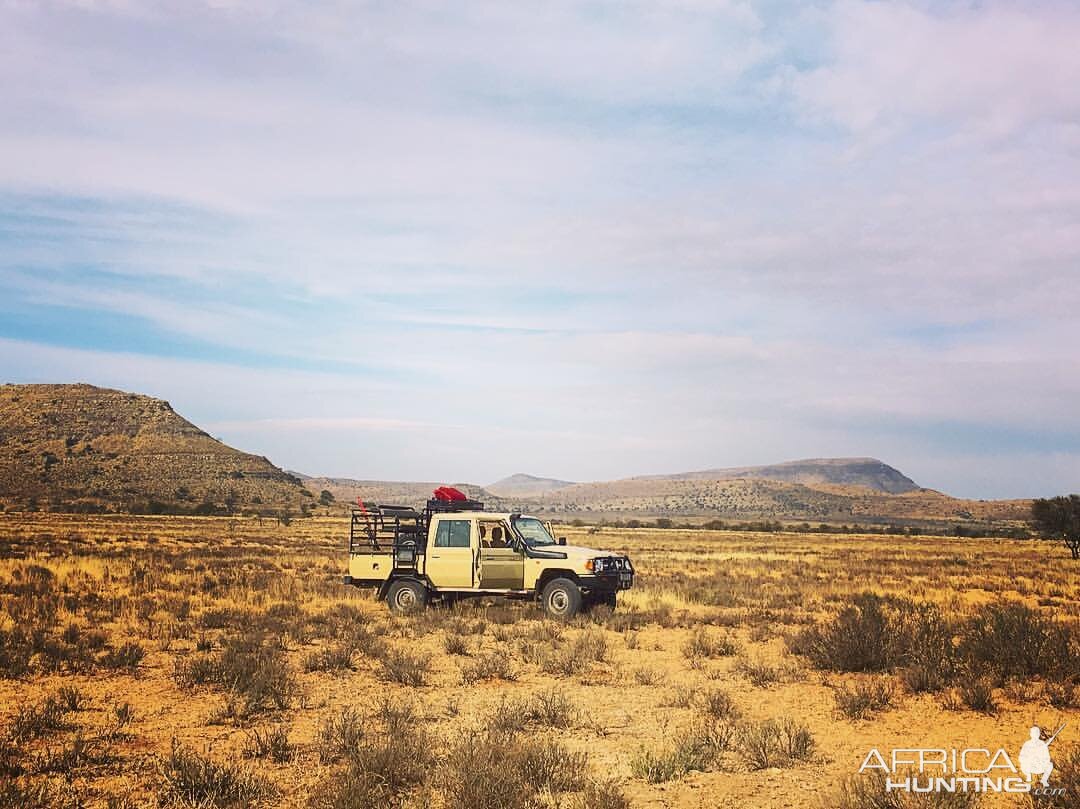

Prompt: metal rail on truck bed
[{"left": 349, "top": 505, "right": 425, "bottom": 570}]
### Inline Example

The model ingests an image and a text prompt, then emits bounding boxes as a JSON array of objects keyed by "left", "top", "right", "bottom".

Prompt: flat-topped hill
[{"left": 0, "top": 383, "right": 310, "bottom": 514}]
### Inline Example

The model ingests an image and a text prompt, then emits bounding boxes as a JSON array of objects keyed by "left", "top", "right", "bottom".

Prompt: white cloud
[
  {"left": 794, "top": 1, "right": 1080, "bottom": 138},
  {"left": 2, "top": 1, "right": 1079, "bottom": 497}
]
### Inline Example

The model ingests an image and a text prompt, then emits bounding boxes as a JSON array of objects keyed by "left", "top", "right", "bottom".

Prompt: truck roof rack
[{"left": 425, "top": 498, "right": 484, "bottom": 513}]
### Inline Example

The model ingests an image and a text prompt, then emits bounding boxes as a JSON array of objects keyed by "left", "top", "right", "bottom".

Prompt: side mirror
[{"left": 558, "top": 537, "right": 567, "bottom": 546}]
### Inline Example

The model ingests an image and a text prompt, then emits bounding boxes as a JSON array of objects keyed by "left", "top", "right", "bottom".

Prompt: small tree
[
  {"left": 1031, "top": 495, "right": 1080, "bottom": 560},
  {"left": 319, "top": 489, "right": 335, "bottom": 507}
]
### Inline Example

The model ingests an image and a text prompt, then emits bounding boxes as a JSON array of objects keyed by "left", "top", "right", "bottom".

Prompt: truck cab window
[{"left": 435, "top": 519, "right": 472, "bottom": 548}]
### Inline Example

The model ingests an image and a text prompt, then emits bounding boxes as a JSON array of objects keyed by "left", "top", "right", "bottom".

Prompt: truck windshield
[{"left": 512, "top": 517, "right": 556, "bottom": 547}]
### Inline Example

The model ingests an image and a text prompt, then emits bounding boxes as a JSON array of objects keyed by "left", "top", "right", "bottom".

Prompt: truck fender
[{"left": 535, "top": 568, "right": 579, "bottom": 596}]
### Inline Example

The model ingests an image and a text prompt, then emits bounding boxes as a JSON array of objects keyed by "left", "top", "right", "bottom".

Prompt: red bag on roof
[{"left": 433, "top": 486, "right": 468, "bottom": 502}]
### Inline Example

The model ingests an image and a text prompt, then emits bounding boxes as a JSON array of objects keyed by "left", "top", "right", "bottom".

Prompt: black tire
[
  {"left": 387, "top": 578, "right": 428, "bottom": 615},
  {"left": 541, "top": 577, "right": 583, "bottom": 620}
]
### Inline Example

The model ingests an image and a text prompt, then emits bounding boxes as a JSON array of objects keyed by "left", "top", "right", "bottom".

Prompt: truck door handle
[{"left": 430, "top": 555, "right": 441, "bottom": 559}]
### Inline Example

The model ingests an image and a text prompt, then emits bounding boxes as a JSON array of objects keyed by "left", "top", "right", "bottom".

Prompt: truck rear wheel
[
  {"left": 387, "top": 578, "right": 428, "bottom": 615},
  {"left": 541, "top": 578, "right": 582, "bottom": 620}
]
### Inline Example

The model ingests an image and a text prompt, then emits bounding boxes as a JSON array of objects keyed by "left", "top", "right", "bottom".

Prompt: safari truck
[{"left": 343, "top": 487, "right": 634, "bottom": 619}]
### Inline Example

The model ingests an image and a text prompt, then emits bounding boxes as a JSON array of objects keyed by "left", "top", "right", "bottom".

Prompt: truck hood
[{"left": 537, "top": 544, "right": 620, "bottom": 562}]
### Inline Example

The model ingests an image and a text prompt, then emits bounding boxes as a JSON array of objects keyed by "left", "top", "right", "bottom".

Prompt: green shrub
[{"left": 959, "top": 602, "right": 1078, "bottom": 684}]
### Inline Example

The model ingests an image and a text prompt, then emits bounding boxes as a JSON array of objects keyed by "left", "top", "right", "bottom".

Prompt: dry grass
[{"left": 0, "top": 513, "right": 1077, "bottom": 808}]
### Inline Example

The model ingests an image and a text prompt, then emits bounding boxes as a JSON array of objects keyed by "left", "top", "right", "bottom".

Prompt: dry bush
[
  {"left": 55, "top": 686, "right": 90, "bottom": 713},
  {"left": 955, "top": 678, "right": 997, "bottom": 714},
  {"left": 160, "top": 741, "right": 276, "bottom": 807},
  {"left": 242, "top": 723, "right": 294, "bottom": 763},
  {"left": 522, "top": 688, "right": 576, "bottom": 728},
  {"left": 791, "top": 595, "right": 1079, "bottom": 698},
  {"left": 99, "top": 641, "right": 146, "bottom": 671},
  {"left": 0, "top": 778, "right": 58, "bottom": 808},
  {"left": 304, "top": 643, "right": 356, "bottom": 673},
  {"left": 630, "top": 723, "right": 724, "bottom": 783},
  {"left": 735, "top": 656, "right": 781, "bottom": 687},
  {"left": 33, "top": 733, "right": 116, "bottom": 774},
  {"left": 1045, "top": 680, "right": 1079, "bottom": 708},
  {"left": 173, "top": 631, "right": 297, "bottom": 716},
  {"left": 682, "top": 627, "right": 738, "bottom": 662},
  {"left": 441, "top": 726, "right": 585, "bottom": 809},
  {"left": 310, "top": 701, "right": 431, "bottom": 809},
  {"left": 379, "top": 648, "right": 432, "bottom": 687},
  {"left": 541, "top": 629, "right": 609, "bottom": 677},
  {"left": 700, "top": 688, "right": 741, "bottom": 722},
  {"left": 9, "top": 695, "right": 75, "bottom": 743},
  {"left": 442, "top": 634, "right": 470, "bottom": 656},
  {"left": 662, "top": 685, "right": 696, "bottom": 708},
  {"left": 830, "top": 771, "right": 981, "bottom": 808},
  {"left": 461, "top": 652, "right": 516, "bottom": 684},
  {"left": 834, "top": 678, "right": 896, "bottom": 720},
  {"left": 0, "top": 627, "right": 35, "bottom": 678},
  {"left": 317, "top": 707, "right": 364, "bottom": 763},
  {"left": 484, "top": 698, "right": 528, "bottom": 735},
  {"left": 569, "top": 780, "right": 631, "bottom": 809},
  {"left": 482, "top": 689, "right": 575, "bottom": 735},
  {"left": 633, "top": 666, "right": 663, "bottom": 685},
  {"left": 789, "top": 594, "right": 950, "bottom": 674},
  {"left": 737, "top": 718, "right": 815, "bottom": 770}
]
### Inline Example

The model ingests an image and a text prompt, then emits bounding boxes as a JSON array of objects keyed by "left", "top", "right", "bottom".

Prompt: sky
[{"left": 1, "top": 0, "right": 1079, "bottom": 499}]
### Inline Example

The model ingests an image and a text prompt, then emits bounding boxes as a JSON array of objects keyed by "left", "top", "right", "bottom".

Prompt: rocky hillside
[
  {"left": 0, "top": 384, "right": 311, "bottom": 514},
  {"left": 487, "top": 473, "right": 576, "bottom": 498},
  {"left": 636, "top": 457, "right": 920, "bottom": 494}
]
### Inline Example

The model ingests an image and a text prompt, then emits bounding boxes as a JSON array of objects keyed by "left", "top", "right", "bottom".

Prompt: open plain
[{"left": 1, "top": 513, "right": 1077, "bottom": 808}]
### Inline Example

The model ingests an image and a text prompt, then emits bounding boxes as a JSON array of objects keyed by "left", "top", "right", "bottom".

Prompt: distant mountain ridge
[
  {"left": 487, "top": 473, "right": 576, "bottom": 497},
  {"left": 0, "top": 384, "right": 1028, "bottom": 528},
  {"left": 0, "top": 383, "right": 310, "bottom": 513},
  {"left": 635, "top": 457, "right": 920, "bottom": 494}
]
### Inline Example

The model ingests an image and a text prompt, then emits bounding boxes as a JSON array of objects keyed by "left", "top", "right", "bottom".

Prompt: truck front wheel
[
  {"left": 387, "top": 579, "right": 428, "bottom": 615},
  {"left": 541, "top": 578, "right": 582, "bottom": 620}
]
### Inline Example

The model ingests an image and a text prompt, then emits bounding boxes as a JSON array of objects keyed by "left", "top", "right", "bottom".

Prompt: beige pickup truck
[{"left": 343, "top": 491, "right": 634, "bottom": 619}]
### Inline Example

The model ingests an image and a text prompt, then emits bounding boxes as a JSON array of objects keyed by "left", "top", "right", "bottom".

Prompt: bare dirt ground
[{"left": 0, "top": 514, "right": 1077, "bottom": 808}]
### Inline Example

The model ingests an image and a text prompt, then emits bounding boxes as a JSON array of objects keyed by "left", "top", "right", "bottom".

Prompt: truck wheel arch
[{"left": 535, "top": 569, "right": 579, "bottom": 594}]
